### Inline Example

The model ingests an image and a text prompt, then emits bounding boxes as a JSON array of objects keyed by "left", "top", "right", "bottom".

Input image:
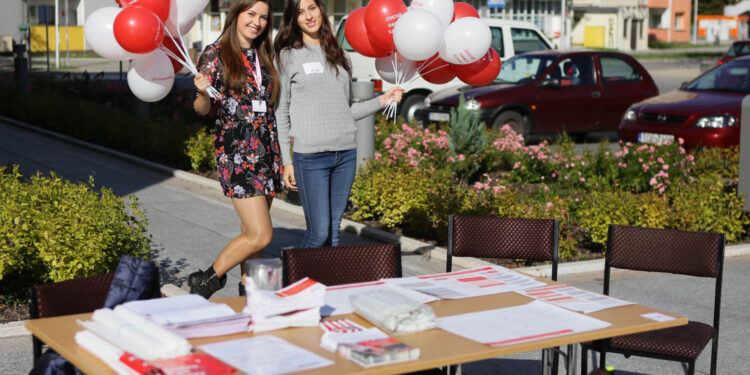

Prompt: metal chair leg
[
  {"left": 581, "top": 345, "right": 589, "bottom": 375},
  {"left": 565, "top": 344, "right": 578, "bottom": 375}
]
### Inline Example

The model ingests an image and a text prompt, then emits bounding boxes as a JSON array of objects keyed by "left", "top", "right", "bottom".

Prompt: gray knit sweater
[{"left": 275, "top": 43, "right": 383, "bottom": 166}]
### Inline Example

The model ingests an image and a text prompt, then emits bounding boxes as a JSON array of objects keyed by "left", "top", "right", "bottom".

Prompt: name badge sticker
[
  {"left": 303, "top": 62, "right": 325, "bottom": 75},
  {"left": 252, "top": 100, "right": 267, "bottom": 113}
]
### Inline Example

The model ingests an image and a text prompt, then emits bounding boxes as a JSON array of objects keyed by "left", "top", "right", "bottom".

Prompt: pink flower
[
  {"left": 678, "top": 137, "right": 685, "bottom": 145},
  {"left": 447, "top": 156, "right": 455, "bottom": 162},
  {"left": 657, "top": 157, "right": 665, "bottom": 164},
  {"left": 546, "top": 202, "right": 553, "bottom": 208},
  {"left": 650, "top": 177, "right": 657, "bottom": 185},
  {"left": 513, "top": 161, "right": 521, "bottom": 169},
  {"left": 662, "top": 164, "right": 669, "bottom": 170},
  {"left": 543, "top": 185, "right": 550, "bottom": 191},
  {"left": 457, "top": 154, "right": 465, "bottom": 161},
  {"left": 374, "top": 152, "right": 382, "bottom": 160},
  {"left": 474, "top": 182, "right": 486, "bottom": 190},
  {"left": 579, "top": 177, "right": 586, "bottom": 182},
  {"left": 564, "top": 175, "right": 569, "bottom": 180}
]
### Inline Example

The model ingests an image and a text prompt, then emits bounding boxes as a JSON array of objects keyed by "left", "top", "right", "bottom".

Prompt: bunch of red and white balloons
[
  {"left": 345, "top": 0, "right": 501, "bottom": 90},
  {"left": 84, "top": 0, "right": 219, "bottom": 102}
]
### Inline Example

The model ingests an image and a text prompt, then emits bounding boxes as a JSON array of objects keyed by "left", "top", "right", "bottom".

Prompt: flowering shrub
[{"left": 350, "top": 116, "right": 749, "bottom": 260}]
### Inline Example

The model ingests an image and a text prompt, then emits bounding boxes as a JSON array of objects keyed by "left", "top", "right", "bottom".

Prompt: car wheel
[
  {"left": 399, "top": 93, "right": 427, "bottom": 123},
  {"left": 492, "top": 111, "right": 529, "bottom": 139}
]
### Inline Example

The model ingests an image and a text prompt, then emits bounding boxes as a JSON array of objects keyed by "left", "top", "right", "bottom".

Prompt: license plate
[
  {"left": 428, "top": 112, "right": 450, "bottom": 122},
  {"left": 638, "top": 132, "right": 675, "bottom": 144}
]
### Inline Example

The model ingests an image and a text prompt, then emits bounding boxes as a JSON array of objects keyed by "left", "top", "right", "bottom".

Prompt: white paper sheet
[
  {"left": 517, "top": 284, "right": 634, "bottom": 313},
  {"left": 122, "top": 294, "right": 237, "bottom": 325},
  {"left": 641, "top": 312, "right": 676, "bottom": 322},
  {"left": 198, "top": 335, "right": 334, "bottom": 375},
  {"left": 386, "top": 266, "right": 546, "bottom": 300},
  {"left": 438, "top": 300, "right": 611, "bottom": 346},
  {"left": 323, "top": 281, "right": 438, "bottom": 316}
]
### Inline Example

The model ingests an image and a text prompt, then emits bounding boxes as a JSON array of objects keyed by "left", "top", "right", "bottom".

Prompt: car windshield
[
  {"left": 495, "top": 55, "right": 557, "bottom": 84},
  {"left": 685, "top": 59, "right": 750, "bottom": 93}
]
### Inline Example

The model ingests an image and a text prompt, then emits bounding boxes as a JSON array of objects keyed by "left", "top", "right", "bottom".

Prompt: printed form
[
  {"left": 438, "top": 300, "right": 612, "bottom": 346},
  {"left": 385, "top": 266, "right": 546, "bottom": 299},
  {"left": 517, "top": 284, "right": 634, "bottom": 313},
  {"left": 199, "top": 335, "right": 334, "bottom": 375}
]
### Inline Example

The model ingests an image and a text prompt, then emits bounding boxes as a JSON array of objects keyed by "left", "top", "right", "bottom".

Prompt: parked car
[
  {"left": 620, "top": 56, "right": 750, "bottom": 149},
  {"left": 415, "top": 51, "right": 658, "bottom": 139},
  {"left": 717, "top": 40, "right": 750, "bottom": 65},
  {"left": 334, "top": 17, "right": 553, "bottom": 121}
]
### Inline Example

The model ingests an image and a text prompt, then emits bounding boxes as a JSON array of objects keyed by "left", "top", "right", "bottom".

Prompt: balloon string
[
  {"left": 408, "top": 63, "right": 450, "bottom": 86},
  {"left": 416, "top": 54, "right": 439, "bottom": 75},
  {"left": 160, "top": 22, "right": 222, "bottom": 100}
]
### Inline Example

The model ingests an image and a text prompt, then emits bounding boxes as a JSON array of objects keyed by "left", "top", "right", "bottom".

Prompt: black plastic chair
[
  {"left": 581, "top": 225, "right": 725, "bottom": 375},
  {"left": 447, "top": 215, "right": 562, "bottom": 374},
  {"left": 281, "top": 243, "right": 402, "bottom": 287},
  {"left": 30, "top": 273, "right": 115, "bottom": 364}
]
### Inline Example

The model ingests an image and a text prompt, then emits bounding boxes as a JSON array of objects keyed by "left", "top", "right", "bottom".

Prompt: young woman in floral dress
[{"left": 190, "top": 0, "right": 281, "bottom": 298}]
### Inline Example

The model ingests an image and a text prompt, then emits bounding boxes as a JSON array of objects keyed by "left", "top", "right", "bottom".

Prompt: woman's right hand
[
  {"left": 194, "top": 73, "right": 211, "bottom": 94},
  {"left": 283, "top": 165, "right": 297, "bottom": 191}
]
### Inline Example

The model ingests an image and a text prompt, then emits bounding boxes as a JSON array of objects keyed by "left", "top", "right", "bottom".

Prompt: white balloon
[
  {"left": 439, "top": 17, "right": 492, "bottom": 65},
  {"left": 375, "top": 53, "right": 419, "bottom": 84},
  {"left": 393, "top": 9, "right": 443, "bottom": 62},
  {"left": 84, "top": 7, "right": 138, "bottom": 61},
  {"left": 167, "top": 0, "right": 208, "bottom": 35},
  {"left": 127, "top": 49, "right": 175, "bottom": 102},
  {"left": 409, "top": 0, "right": 453, "bottom": 28},
  {"left": 180, "top": 16, "right": 197, "bottom": 35}
]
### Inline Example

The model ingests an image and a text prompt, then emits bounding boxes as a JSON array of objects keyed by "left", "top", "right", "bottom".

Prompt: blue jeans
[{"left": 294, "top": 149, "right": 357, "bottom": 248}]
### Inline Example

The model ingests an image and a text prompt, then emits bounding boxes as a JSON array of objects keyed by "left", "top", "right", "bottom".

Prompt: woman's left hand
[{"left": 379, "top": 86, "right": 405, "bottom": 107}]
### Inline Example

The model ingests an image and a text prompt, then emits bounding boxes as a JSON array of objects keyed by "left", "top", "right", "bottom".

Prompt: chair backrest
[
  {"left": 605, "top": 225, "right": 724, "bottom": 279},
  {"left": 447, "top": 215, "right": 559, "bottom": 279},
  {"left": 30, "top": 273, "right": 115, "bottom": 319},
  {"left": 281, "top": 243, "right": 402, "bottom": 287}
]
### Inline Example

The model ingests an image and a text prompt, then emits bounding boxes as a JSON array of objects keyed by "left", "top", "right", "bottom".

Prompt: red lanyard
[{"left": 241, "top": 48, "right": 262, "bottom": 92}]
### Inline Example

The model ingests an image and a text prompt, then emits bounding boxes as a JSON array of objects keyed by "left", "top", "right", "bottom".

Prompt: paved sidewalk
[{"left": 2, "top": 118, "right": 749, "bottom": 375}]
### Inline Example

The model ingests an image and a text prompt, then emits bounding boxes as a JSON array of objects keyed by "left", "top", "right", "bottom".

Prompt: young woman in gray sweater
[{"left": 274, "top": 0, "right": 403, "bottom": 248}]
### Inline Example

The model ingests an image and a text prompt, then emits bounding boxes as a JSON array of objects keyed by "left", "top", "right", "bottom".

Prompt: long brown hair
[
  {"left": 219, "top": 0, "right": 279, "bottom": 103},
  {"left": 274, "top": 0, "right": 351, "bottom": 76}
]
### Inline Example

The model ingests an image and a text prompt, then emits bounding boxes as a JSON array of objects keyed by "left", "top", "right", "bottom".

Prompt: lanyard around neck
[{"left": 241, "top": 48, "right": 262, "bottom": 92}]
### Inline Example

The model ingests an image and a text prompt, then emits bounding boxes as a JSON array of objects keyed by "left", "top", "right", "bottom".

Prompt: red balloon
[
  {"left": 116, "top": 0, "right": 135, "bottom": 7},
  {"left": 345, "top": 8, "right": 391, "bottom": 58},
  {"left": 417, "top": 54, "right": 455, "bottom": 84},
  {"left": 114, "top": 6, "right": 164, "bottom": 54},
  {"left": 128, "top": 0, "right": 170, "bottom": 22},
  {"left": 161, "top": 36, "right": 184, "bottom": 74},
  {"left": 451, "top": 2, "right": 480, "bottom": 23},
  {"left": 454, "top": 48, "right": 501, "bottom": 86},
  {"left": 364, "top": 0, "right": 407, "bottom": 52}
]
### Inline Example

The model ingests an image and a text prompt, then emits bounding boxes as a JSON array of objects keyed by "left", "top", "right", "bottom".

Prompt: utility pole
[{"left": 691, "top": 0, "right": 698, "bottom": 44}]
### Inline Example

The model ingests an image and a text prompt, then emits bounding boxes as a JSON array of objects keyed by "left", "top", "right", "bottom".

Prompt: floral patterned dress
[{"left": 197, "top": 43, "right": 283, "bottom": 198}]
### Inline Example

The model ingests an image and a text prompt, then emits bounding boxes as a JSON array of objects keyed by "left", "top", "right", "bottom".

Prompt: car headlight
[
  {"left": 463, "top": 99, "right": 481, "bottom": 111},
  {"left": 423, "top": 96, "right": 431, "bottom": 107},
  {"left": 694, "top": 115, "right": 737, "bottom": 128},
  {"left": 623, "top": 109, "right": 637, "bottom": 122}
]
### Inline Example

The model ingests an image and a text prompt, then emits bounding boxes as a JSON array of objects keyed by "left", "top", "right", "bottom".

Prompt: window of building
[
  {"left": 675, "top": 13, "right": 684, "bottom": 30},
  {"left": 623, "top": 19, "right": 628, "bottom": 38}
]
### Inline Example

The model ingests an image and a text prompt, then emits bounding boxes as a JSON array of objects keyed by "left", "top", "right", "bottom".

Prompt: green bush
[
  {"left": 0, "top": 165, "right": 151, "bottom": 299},
  {"left": 354, "top": 118, "right": 749, "bottom": 261},
  {"left": 449, "top": 94, "right": 486, "bottom": 181},
  {"left": 185, "top": 127, "right": 216, "bottom": 172}
]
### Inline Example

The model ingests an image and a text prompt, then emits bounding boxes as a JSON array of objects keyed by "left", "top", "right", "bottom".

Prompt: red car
[
  {"left": 415, "top": 51, "right": 658, "bottom": 139},
  {"left": 718, "top": 40, "right": 750, "bottom": 65},
  {"left": 619, "top": 56, "right": 750, "bottom": 149}
]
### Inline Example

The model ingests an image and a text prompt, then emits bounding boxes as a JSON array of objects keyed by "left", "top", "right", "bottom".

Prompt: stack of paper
[
  {"left": 121, "top": 295, "right": 252, "bottom": 338},
  {"left": 243, "top": 277, "right": 326, "bottom": 332},
  {"left": 77, "top": 307, "right": 193, "bottom": 361}
]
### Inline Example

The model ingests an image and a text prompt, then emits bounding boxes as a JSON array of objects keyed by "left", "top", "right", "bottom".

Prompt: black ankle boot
[
  {"left": 188, "top": 266, "right": 227, "bottom": 299},
  {"left": 239, "top": 282, "right": 246, "bottom": 296}
]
